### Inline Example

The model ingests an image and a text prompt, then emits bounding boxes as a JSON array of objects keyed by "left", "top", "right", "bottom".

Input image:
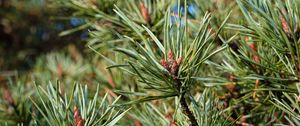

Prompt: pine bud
[
  {"left": 140, "top": 2, "right": 151, "bottom": 24},
  {"left": 74, "top": 106, "right": 84, "bottom": 126}
]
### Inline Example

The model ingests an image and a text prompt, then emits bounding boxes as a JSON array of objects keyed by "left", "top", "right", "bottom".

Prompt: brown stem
[
  {"left": 175, "top": 79, "right": 198, "bottom": 126},
  {"left": 180, "top": 94, "right": 199, "bottom": 126}
]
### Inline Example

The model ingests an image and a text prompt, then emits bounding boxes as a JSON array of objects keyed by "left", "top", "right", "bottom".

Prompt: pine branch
[
  {"left": 31, "top": 82, "right": 129, "bottom": 125},
  {"left": 179, "top": 94, "right": 198, "bottom": 126},
  {"left": 175, "top": 78, "right": 198, "bottom": 126}
]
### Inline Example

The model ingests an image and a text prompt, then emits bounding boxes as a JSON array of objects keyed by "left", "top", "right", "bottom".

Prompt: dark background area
[{"left": 0, "top": 0, "right": 86, "bottom": 70}]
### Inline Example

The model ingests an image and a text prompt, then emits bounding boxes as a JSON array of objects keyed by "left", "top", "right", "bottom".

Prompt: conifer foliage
[{"left": 0, "top": 0, "right": 300, "bottom": 125}]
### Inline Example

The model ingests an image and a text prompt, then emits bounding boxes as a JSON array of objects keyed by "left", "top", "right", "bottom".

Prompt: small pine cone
[
  {"left": 135, "top": 120, "right": 143, "bottom": 126},
  {"left": 74, "top": 106, "right": 84, "bottom": 126},
  {"left": 165, "top": 112, "right": 172, "bottom": 119},
  {"left": 167, "top": 60, "right": 174, "bottom": 72},
  {"left": 77, "top": 120, "right": 84, "bottom": 126},
  {"left": 160, "top": 59, "right": 169, "bottom": 70},
  {"left": 170, "top": 120, "right": 176, "bottom": 126},
  {"left": 229, "top": 74, "right": 235, "bottom": 81},
  {"left": 164, "top": 113, "right": 176, "bottom": 126},
  {"left": 280, "top": 16, "right": 290, "bottom": 35},
  {"left": 170, "top": 62, "right": 179, "bottom": 75},
  {"left": 2, "top": 88, "right": 14, "bottom": 106},
  {"left": 244, "top": 36, "right": 249, "bottom": 42},
  {"left": 253, "top": 55, "right": 260, "bottom": 63},
  {"left": 56, "top": 63, "right": 63, "bottom": 79},
  {"left": 249, "top": 43, "right": 257, "bottom": 52},
  {"left": 140, "top": 2, "right": 151, "bottom": 24},
  {"left": 248, "top": 43, "right": 260, "bottom": 63},
  {"left": 167, "top": 50, "right": 175, "bottom": 61},
  {"left": 226, "top": 74, "right": 236, "bottom": 92},
  {"left": 225, "top": 83, "right": 236, "bottom": 92},
  {"left": 176, "top": 57, "right": 183, "bottom": 65}
]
